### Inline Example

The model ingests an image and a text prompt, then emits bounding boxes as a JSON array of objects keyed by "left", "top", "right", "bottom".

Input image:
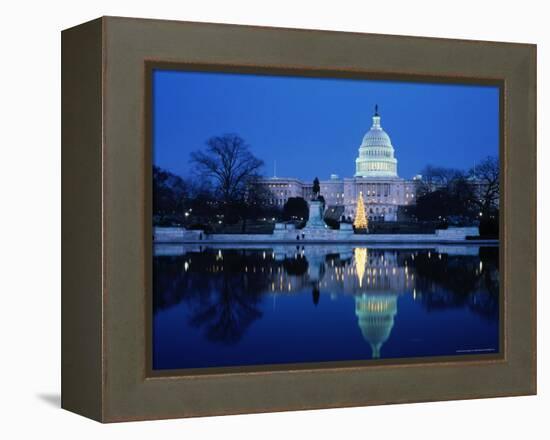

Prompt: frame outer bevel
[
  {"left": 63, "top": 16, "right": 536, "bottom": 422},
  {"left": 61, "top": 17, "right": 104, "bottom": 421}
]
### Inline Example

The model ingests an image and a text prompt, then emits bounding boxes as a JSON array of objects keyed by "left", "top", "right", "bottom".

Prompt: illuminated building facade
[{"left": 258, "top": 107, "right": 419, "bottom": 221}]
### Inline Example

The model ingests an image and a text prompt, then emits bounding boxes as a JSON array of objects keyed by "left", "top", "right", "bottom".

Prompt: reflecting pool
[{"left": 153, "top": 244, "right": 499, "bottom": 370}]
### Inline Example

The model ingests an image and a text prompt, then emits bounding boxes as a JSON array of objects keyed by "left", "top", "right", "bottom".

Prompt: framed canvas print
[{"left": 62, "top": 16, "right": 536, "bottom": 422}]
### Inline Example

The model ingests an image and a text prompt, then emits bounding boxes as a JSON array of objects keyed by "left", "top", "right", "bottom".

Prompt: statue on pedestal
[{"left": 304, "top": 199, "right": 327, "bottom": 229}]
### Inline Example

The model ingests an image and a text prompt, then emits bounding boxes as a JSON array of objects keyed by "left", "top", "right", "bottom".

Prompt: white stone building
[{"left": 258, "top": 107, "right": 418, "bottom": 221}]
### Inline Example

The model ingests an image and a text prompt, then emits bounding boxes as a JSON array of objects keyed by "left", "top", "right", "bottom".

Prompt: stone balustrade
[{"left": 153, "top": 226, "right": 487, "bottom": 244}]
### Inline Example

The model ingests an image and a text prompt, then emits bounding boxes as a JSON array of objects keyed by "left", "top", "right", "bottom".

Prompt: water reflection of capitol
[
  {"left": 188, "top": 245, "right": 413, "bottom": 358},
  {"left": 158, "top": 243, "right": 494, "bottom": 361},
  {"left": 270, "top": 246, "right": 409, "bottom": 359},
  {"left": 270, "top": 246, "right": 412, "bottom": 294}
]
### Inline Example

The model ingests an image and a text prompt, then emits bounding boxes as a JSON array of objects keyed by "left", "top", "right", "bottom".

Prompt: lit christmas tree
[{"left": 354, "top": 192, "right": 369, "bottom": 230}]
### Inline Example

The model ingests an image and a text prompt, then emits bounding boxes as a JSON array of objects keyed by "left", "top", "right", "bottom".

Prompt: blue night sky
[{"left": 153, "top": 69, "right": 499, "bottom": 181}]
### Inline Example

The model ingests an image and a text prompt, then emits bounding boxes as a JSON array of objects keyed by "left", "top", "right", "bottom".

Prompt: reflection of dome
[
  {"left": 355, "top": 106, "right": 398, "bottom": 178},
  {"left": 355, "top": 294, "right": 398, "bottom": 358}
]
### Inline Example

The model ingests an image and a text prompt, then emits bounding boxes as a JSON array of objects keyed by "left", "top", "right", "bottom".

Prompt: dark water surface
[{"left": 153, "top": 244, "right": 499, "bottom": 370}]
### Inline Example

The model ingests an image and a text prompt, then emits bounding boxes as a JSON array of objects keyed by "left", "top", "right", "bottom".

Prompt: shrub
[{"left": 479, "top": 216, "right": 499, "bottom": 238}]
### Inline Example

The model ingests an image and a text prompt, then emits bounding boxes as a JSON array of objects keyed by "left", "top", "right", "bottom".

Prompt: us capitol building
[{"left": 258, "top": 106, "right": 419, "bottom": 222}]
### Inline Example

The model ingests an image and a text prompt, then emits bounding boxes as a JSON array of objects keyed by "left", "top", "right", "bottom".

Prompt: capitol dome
[
  {"left": 355, "top": 105, "right": 398, "bottom": 178},
  {"left": 361, "top": 126, "right": 392, "bottom": 148}
]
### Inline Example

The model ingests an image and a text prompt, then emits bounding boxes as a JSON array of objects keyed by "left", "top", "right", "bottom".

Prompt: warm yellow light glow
[
  {"left": 353, "top": 192, "right": 369, "bottom": 229},
  {"left": 354, "top": 247, "right": 368, "bottom": 288}
]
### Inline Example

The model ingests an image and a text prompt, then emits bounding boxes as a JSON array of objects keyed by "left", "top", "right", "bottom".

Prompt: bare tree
[
  {"left": 153, "top": 166, "right": 190, "bottom": 225},
  {"left": 191, "top": 134, "right": 264, "bottom": 204},
  {"left": 470, "top": 156, "right": 499, "bottom": 213},
  {"left": 419, "top": 165, "right": 462, "bottom": 194}
]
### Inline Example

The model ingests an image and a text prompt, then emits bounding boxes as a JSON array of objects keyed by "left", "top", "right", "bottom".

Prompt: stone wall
[
  {"left": 153, "top": 227, "right": 204, "bottom": 243},
  {"left": 435, "top": 227, "right": 479, "bottom": 239},
  {"left": 153, "top": 226, "right": 486, "bottom": 244}
]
